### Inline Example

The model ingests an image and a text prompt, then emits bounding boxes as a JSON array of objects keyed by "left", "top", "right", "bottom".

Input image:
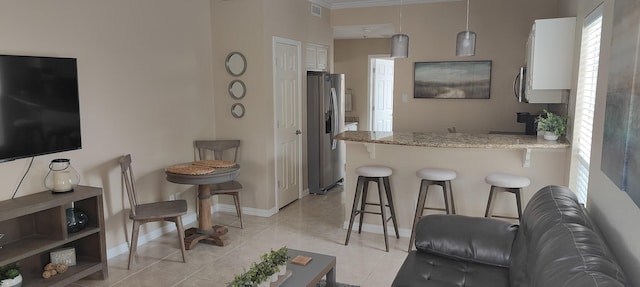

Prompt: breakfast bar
[{"left": 335, "top": 131, "right": 570, "bottom": 238}]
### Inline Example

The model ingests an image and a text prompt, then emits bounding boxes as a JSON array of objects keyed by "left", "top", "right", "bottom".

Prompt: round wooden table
[{"left": 165, "top": 165, "right": 240, "bottom": 249}]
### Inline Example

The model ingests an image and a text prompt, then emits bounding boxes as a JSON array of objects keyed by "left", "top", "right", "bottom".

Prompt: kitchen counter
[
  {"left": 335, "top": 130, "right": 569, "bottom": 238},
  {"left": 334, "top": 131, "right": 570, "bottom": 149}
]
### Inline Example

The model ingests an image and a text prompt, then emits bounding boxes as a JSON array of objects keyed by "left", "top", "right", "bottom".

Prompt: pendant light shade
[
  {"left": 390, "top": 0, "right": 408, "bottom": 58},
  {"left": 456, "top": 31, "right": 476, "bottom": 56},
  {"left": 391, "top": 34, "right": 409, "bottom": 58},
  {"left": 456, "top": 0, "right": 476, "bottom": 56}
]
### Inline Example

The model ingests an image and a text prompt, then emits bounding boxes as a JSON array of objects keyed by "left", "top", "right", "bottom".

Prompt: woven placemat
[
  {"left": 166, "top": 164, "right": 215, "bottom": 175},
  {"left": 192, "top": 160, "right": 237, "bottom": 168}
]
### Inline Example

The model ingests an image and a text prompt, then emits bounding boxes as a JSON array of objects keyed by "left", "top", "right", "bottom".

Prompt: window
[{"left": 570, "top": 4, "right": 603, "bottom": 204}]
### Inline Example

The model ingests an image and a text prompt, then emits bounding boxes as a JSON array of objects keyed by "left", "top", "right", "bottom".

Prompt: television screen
[{"left": 0, "top": 55, "right": 81, "bottom": 162}]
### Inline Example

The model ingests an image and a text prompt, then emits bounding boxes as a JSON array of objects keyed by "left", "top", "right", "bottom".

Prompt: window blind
[{"left": 571, "top": 5, "right": 603, "bottom": 204}]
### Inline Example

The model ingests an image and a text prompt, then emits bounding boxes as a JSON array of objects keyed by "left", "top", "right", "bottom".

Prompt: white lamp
[
  {"left": 391, "top": 0, "right": 409, "bottom": 58},
  {"left": 391, "top": 34, "right": 409, "bottom": 58},
  {"left": 456, "top": 0, "right": 476, "bottom": 56}
]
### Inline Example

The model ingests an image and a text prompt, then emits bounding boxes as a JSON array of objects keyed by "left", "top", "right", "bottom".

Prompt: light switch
[{"left": 401, "top": 94, "right": 409, "bottom": 103}]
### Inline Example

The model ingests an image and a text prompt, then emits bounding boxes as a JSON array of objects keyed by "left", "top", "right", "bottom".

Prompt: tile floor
[{"left": 73, "top": 186, "right": 409, "bottom": 287}]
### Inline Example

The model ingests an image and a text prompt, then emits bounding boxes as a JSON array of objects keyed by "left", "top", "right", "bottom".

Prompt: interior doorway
[
  {"left": 368, "top": 56, "right": 395, "bottom": 131},
  {"left": 273, "top": 37, "right": 302, "bottom": 209}
]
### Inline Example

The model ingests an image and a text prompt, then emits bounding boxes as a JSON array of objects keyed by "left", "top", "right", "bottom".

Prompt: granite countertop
[{"left": 334, "top": 131, "right": 570, "bottom": 149}]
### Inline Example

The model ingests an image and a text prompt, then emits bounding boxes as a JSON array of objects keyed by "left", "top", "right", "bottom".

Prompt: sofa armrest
[{"left": 415, "top": 215, "right": 519, "bottom": 268}]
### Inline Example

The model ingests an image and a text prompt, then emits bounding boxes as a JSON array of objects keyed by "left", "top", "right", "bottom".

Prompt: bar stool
[
  {"left": 408, "top": 168, "right": 457, "bottom": 251},
  {"left": 345, "top": 165, "right": 399, "bottom": 252},
  {"left": 484, "top": 172, "right": 530, "bottom": 222}
]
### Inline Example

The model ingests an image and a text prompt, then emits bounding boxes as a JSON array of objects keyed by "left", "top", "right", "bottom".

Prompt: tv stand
[{"left": 0, "top": 186, "right": 107, "bottom": 287}]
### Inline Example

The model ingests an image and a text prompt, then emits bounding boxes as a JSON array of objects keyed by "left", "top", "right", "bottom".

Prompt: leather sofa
[{"left": 392, "top": 185, "right": 628, "bottom": 287}]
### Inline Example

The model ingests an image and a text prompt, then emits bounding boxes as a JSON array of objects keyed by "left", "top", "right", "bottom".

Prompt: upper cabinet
[
  {"left": 523, "top": 17, "right": 576, "bottom": 103},
  {"left": 307, "top": 43, "right": 328, "bottom": 72}
]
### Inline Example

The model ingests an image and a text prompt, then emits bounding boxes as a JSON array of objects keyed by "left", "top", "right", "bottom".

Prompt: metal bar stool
[
  {"left": 408, "top": 168, "right": 457, "bottom": 251},
  {"left": 345, "top": 165, "right": 399, "bottom": 252},
  {"left": 484, "top": 172, "right": 531, "bottom": 222}
]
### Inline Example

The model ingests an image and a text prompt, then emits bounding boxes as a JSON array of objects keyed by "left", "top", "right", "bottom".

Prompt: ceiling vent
[{"left": 311, "top": 4, "right": 322, "bottom": 17}]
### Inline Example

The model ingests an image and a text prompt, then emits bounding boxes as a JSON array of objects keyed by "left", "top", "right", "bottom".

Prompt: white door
[
  {"left": 371, "top": 58, "right": 394, "bottom": 131},
  {"left": 274, "top": 37, "right": 302, "bottom": 208}
]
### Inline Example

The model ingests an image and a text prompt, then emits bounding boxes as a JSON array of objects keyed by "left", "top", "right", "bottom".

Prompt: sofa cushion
[
  {"left": 510, "top": 185, "right": 592, "bottom": 285},
  {"left": 391, "top": 251, "right": 510, "bottom": 287},
  {"left": 509, "top": 185, "right": 628, "bottom": 287},
  {"left": 520, "top": 185, "right": 593, "bottom": 242},
  {"left": 528, "top": 223, "right": 627, "bottom": 287},
  {"left": 415, "top": 215, "right": 518, "bottom": 268}
]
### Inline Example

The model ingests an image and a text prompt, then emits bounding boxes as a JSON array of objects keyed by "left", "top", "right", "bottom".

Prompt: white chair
[
  {"left": 345, "top": 165, "right": 399, "bottom": 252},
  {"left": 484, "top": 172, "right": 531, "bottom": 222},
  {"left": 408, "top": 168, "right": 457, "bottom": 251}
]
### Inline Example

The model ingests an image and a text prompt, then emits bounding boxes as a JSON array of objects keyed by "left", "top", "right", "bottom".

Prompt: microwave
[{"left": 514, "top": 66, "right": 569, "bottom": 104}]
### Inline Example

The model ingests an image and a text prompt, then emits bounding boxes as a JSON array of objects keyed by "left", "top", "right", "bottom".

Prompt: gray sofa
[{"left": 392, "top": 185, "right": 628, "bottom": 287}]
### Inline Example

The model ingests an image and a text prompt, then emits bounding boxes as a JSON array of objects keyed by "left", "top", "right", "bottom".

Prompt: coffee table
[{"left": 282, "top": 249, "right": 336, "bottom": 287}]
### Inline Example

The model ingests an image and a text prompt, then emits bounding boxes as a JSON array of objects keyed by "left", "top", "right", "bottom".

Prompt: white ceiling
[
  {"left": 313, "top": 0, "right": 460, "bottom": 39},
  {"left": 333, "top": 24, "right": 395, "bottom": 39},
  {"left": 310, "top": 0, "right": 459, "bottom": 10}
]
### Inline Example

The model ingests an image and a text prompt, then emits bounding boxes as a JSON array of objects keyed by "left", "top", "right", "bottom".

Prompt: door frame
[
  {"left": 272, "top": 36, "right": 303, "bottom": 210},
  {"left": 367, "top": 54, "right": 393, "bottom": 131}
]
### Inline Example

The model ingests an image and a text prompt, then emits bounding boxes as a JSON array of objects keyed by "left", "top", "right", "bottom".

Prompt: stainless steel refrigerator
[{"left": 307, "top": 72, "right": 345, "bottom": 194}]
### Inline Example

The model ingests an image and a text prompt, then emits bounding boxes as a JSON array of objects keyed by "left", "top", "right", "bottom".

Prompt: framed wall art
[
  {"left": 414, "top": 60, "right": 492, "bottom": 99},
  {"left": 601, "top": 0, "right": 640, "bottom": 207}
]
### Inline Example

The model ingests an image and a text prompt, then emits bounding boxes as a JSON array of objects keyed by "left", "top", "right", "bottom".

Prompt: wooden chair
[
  {"left": 119, "top": 154, "right": 187, "bottom": 270},
  {"left": 194, "top": 140, "right": 244, "bottom": 229}
]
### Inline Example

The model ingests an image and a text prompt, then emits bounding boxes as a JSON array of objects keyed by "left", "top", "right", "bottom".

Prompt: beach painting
[{"left": 413, "top": 61, "right": 491, "bottom": 99}]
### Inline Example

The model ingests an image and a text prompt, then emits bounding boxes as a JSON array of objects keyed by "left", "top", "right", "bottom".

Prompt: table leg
[
  {"left": 198, "top": 185, "right": 212, "bottom": 230},
  {"left": 326, "top": 266, "right": 336, "bottom": 287},
  {"left": 183, "top": 184, "right": 229, "bottom": 250}
]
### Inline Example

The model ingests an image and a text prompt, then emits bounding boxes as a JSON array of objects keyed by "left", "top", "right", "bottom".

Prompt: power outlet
[{"left": 402, "top": 94, "right": 409, "bottom": 103}]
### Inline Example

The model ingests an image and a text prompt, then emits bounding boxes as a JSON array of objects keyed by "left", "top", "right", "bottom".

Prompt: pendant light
[
  {"left": 456, "top": 0, "right": 476, "bottom": 56},
  {"left": 391, "top": 0, "right": 409, "bottom": 58}
]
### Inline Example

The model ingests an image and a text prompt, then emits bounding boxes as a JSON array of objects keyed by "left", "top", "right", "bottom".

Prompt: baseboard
[
  {"left": 342, "top": 221, "right": 412, "bottom": 238},
  {"left": 213, "top": 203, "right": 277, "bottom": 217}
]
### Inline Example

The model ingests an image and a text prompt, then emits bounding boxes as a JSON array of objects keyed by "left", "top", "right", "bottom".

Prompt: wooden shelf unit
[{"left": 0, "top": 186, "right": 107, "bottom": 287}]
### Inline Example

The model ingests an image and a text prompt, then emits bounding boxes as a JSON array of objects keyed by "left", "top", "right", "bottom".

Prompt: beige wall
[
  {"left": 332, "top": 1, "right": 560, "bottom": 133},
  {"left": 571, "top": 0, "right": 640, "bottom": 285},
  {"left": 211, "top": 0, "right": 333, "bottom": 211},
  {"left": 334, "top": 38, "right": 391, "bottom": 128},
  {"left": 0, "top": 0, "right": 215, "bottom": 254}
]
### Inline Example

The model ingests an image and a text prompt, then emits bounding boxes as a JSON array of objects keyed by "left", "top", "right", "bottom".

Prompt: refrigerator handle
[{"left": 330, "top": 87, "right": 338, "bottom": 150}]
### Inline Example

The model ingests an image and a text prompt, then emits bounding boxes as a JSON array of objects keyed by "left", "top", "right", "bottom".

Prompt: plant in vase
[
  {"left": 0, "top": 263, "right": 22, "bottom": 287},
  {"left": 270, "top": 247, "right": 290, "bottom": 276},
  {"left": 255, "top": 260, "right": 278, "bottom": 284},
  {"left": 536, "top": 109, "right": 568, "bottom": 141}
]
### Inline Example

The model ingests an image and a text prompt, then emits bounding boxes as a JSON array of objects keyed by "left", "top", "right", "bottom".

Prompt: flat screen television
[{"left": 0, "top": 54, "right": 81, "bottom": 162}]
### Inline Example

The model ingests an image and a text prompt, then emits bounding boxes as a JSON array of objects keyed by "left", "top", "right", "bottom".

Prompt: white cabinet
[
  {"left": 307, "top": 44, "right": 328, "bottom": 71},
  {"left": 523, "top": 17, "right": 576, "bottom": 103}
]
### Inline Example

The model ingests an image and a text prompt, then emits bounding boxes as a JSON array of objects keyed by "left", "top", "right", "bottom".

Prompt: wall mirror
[
  {"left": 225, "top": 52, "right": 247, "bottom": 76},
  {"left": 231, "top": 103, "right": 245, "bottom": 118},
  {"left": 229, "top": 80, "right": 246, "bottom": 100}
]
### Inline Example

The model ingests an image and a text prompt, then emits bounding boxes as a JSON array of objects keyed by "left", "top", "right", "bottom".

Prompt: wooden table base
[{"left": 184, "top": 225, "right": 228, "bottom": 250}]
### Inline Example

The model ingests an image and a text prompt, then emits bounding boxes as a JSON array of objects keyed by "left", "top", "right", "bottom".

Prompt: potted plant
[
  {"left": 0, "top": 263, "right": 22, "bottom": 287},
  {"left": 228, "top": 269, "right": 255, "bottom": 287},
  {"left": 270, "top": 247, "right": 289, "bottom": 276},
  {"left": 536, "top": 109, "right": 568, "bottom": 141},
  {"left": 253, "top": 260, "right": 277, "bottom": 285}
]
